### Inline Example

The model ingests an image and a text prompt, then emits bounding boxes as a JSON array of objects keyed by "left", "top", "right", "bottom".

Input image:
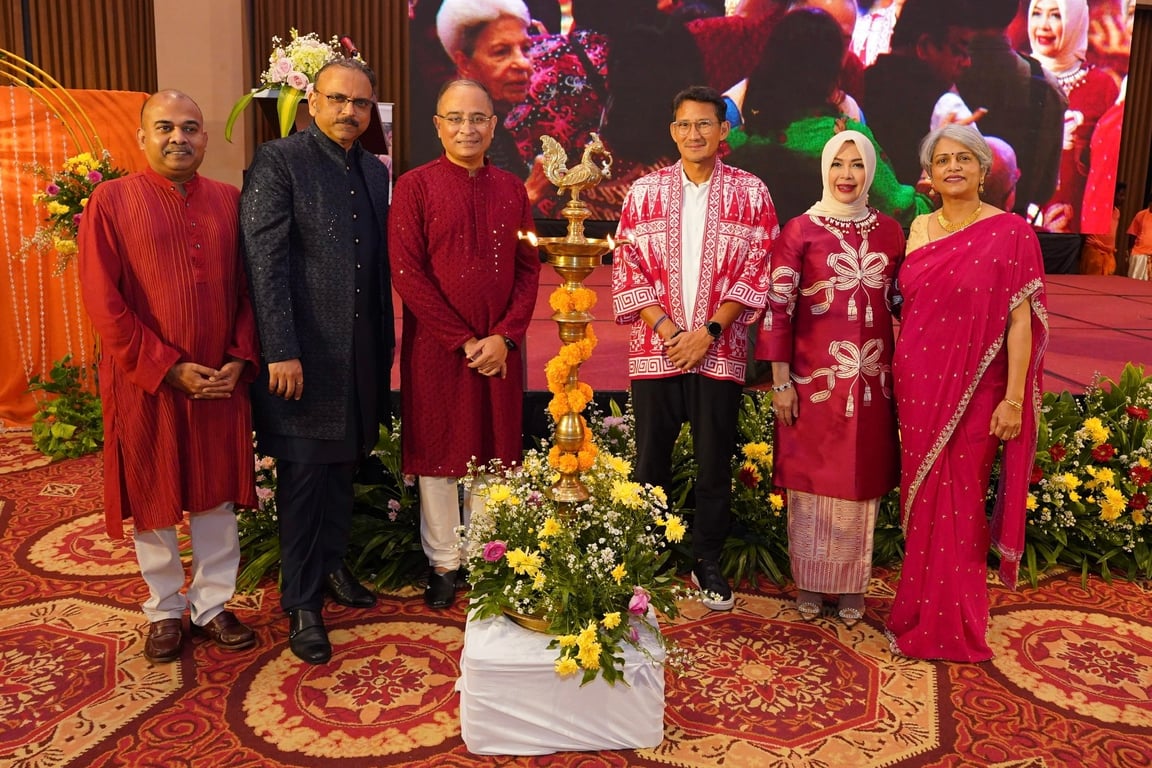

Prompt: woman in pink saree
[{"left": 887, "top": 125, "right": 1049, "bottom": 662}]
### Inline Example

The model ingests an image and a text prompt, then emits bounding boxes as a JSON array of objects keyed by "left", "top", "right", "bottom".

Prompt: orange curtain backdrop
[{"left": 0, "top": 87, "right": 147, "bottom": 428}]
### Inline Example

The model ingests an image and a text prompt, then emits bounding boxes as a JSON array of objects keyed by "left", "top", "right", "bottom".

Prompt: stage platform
[{"left": 390, "top": 271, "right": 1152, "bottom": 397}]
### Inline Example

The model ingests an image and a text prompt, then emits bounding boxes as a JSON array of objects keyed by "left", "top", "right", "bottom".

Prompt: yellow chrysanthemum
[
  {"left": 1133, "top": 509, "right": 1146, "bottom": 526},
  {"left": 577, "top": 643, "right": 602, "bottom": 670},
  {"left": 487, "top": 484, "right": 512, "bottom": 504},
  {"left": 1069, "top": 490, "right": 1081, "bottom": 502},
  {"left": 46, "top": 200, "right": 70, "bottom": 216},
  {"left": 533, "top": 571, "right": 547, "bottom": 589},
  {"left": 1060, "top": 473, "right": 1082, "bottom": 490},
  {"left": 505, "top": 548, "right": 543, "bottom": 576},
  {"left": 1026, "top": 494, "right": 1038, "bottom": 511},
  {"left": 604, "top": 454, "right": 632, "bottom": 477},
  {"left": 555, "top": 657, "right": 581, "bottom": 677},
  {"left": 651, "top": 486, "right": 667, "bottom": 505},
  {"left": 769, "top": 493, "right": 785, "bottom": 511},
  {"left": 558, "top": 634, "right": 578, "bottom": 648},
  {"left": 611, "top": 563, "right": 627, "bottom": 584},
  {"left": 1099, "top": 486, "right": 1126, "bottom": 521},
  {"left": 741, "top": 441, "right": 772, "bottom": 466},
  {"left": 663, "top": 514, "right": 686, "bottom": 542},
  {"left": 601, "top": 612, "right": 621, "bottom": 629},
  {"left": 610, "top": 480, "right": 646, "bottom": 509},
  {"left": 53, "top": 238, "right": 78, "bottom": 255},
  {"left": 1078, "top": 416, "right": 1110, "bottom": 447},
  {"left": 540, "top": 517, "right": 562, "bottom": 538}
]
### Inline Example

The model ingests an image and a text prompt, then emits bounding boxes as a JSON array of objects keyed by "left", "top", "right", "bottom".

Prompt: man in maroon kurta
[
  {"left": 79, "top": 90, "right": 259, "bottom": 663},
  {"left": 390, "top": 79, "right": 540, "bottom": 609}
]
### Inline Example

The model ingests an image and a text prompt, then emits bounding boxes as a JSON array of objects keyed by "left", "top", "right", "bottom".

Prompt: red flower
[
  {"left": 1048, "top": 444, "right": 1067, "bottom": 462},
  {"left": 737, "top": 464, "right": 760, "bottom": 489},
  {"left": 1091, "top": 443, "right": 1117, "bottom": 462},
  {"left": 1126, "top": 406, "right": 1149, "bottom": 421},
  {"left": 1030, "top": 463, "right": 1043, "bottom": 485},
  {"left": 1130, "top": 493, "right": 1149, "bottom": 512},
  {"left": 1130, "top": 465, "right": 1152, "bottom": 487}
]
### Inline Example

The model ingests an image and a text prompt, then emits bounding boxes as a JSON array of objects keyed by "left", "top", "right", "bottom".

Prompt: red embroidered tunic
[
  {"left": 389, "top": 157, "right": 541, "bottom": 476},
  {"left": 78, "top": 170, "right": 259, "bottom": 537},
  {"left": 758, "top": 212, "right": 903, "bottom": 500},
  {"left": 612, "top": 159, "right": 777, "bottom": 384}
]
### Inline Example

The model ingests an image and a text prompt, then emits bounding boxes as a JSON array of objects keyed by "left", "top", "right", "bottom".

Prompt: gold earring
[{"left": 979, "top": 178, "right": 985, "bottom": 195}]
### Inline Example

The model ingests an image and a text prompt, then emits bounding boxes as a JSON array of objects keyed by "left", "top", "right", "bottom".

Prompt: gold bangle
[{"left": 1003, "top": 398, "right": 1023, "bottom": 411}]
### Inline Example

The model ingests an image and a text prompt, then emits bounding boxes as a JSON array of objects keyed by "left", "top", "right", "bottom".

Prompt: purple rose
[
  {"left": 628, "top": 586, "right": 650, "bottom": 615},
  {"left": 482, "top": 540, "right": 507, "bottom": 562},
  {"left": 87, "top": 170, "right": 103, "bottom": 183},
  {"left": 45, "top": 183, "right": 60, "bottom": 196}
]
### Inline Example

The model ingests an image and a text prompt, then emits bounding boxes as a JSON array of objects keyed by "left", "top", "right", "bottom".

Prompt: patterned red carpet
[{"left": 2, "top": 441, "right": 1150, "bottom": 768}]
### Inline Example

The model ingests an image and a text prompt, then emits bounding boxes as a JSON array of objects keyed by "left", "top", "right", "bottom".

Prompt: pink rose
[
  {"left": 387, "top": 499, "right": 401, "bottom": 511},
  {"left": 628, "top": 626, "right": 639, "bottom": 643},
  {"left": 72, "top": 213, "right": 83, "bottom": 227},
  {"left": 272, "top": 57, "right": 293, "bottom": 80},
  {"left": 482, "top": 540, "right": 507, "bottom": 562},
  {"left": 87, "top": 170, "right": 103, "bottom": 183},
  {"left": 45, "top": 183, "right": 60, "bottom": 196},
  {"left": 628, "top": 586, "right": 650, "bottom": 615},
  {"left": 285, "top": 71, "right": 309, "bottom": 91}
]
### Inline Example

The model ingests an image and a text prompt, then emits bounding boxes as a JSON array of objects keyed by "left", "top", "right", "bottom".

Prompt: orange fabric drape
[{"left": 0, "top": 87, "right": 148, "bottom": 428}]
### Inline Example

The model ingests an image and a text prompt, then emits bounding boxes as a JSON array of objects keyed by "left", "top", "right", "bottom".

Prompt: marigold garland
[{"left": 549, "top": 286, "right": 598, "bottom": 314}]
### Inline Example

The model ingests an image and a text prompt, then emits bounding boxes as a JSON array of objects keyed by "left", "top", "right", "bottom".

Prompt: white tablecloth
[{"left": 456, "top": 611, "right": 666, "bottom": 755}]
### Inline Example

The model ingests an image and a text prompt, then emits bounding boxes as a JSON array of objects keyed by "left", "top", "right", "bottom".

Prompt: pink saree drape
[{"left": 887, "top": 214, "right": 1049, "bottom": 661}]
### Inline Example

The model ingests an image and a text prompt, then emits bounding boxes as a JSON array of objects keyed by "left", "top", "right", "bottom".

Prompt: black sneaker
[{"left": 691, "top": 559, "right": 734, "bottom": 611}]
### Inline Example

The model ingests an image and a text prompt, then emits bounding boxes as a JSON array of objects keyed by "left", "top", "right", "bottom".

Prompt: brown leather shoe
[
  {"left": 144, "top": 618, "right": 184, "bottom": 663},
  {"left": 193, "top": 610, "right": 256, "bottom": 651}
]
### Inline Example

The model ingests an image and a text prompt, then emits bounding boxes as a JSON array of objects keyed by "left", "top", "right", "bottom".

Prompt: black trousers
[
  {"left": 275, "top": 458, "right": 357, "bottom": 612},
  {"left": 631, "top": 374, "right": 743, "bottom": 562}
]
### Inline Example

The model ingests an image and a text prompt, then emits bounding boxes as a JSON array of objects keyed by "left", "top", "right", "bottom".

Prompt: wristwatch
[
  {"left": 502, "top": 336, "right": 517, "bottom": 351},
  {"left": 705, "top": 321, "right": 722, "bottom": 340}
]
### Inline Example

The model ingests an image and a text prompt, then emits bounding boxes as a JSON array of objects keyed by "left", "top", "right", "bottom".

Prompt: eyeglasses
[
  {"left": 314, "top": 90, "right": 375, "bottom": 111},
  {"left": 436, "top": 113, "right": 496, "bottom": 128},
  {"left": 932, "top": 152, "right": 978, "bottom": 167},
  {"left": 672, "top": 119, "right": 720, "bottom": 136}
]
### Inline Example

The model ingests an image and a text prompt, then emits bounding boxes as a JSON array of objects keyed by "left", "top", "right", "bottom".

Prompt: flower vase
[{"left": 502, "top": 607, "right": 551, "bottom": 632}]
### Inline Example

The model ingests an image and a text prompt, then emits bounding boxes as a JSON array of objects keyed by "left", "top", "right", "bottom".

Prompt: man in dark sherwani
[{"left": 240, "top": 58, "right": 393, "bottom": 665}]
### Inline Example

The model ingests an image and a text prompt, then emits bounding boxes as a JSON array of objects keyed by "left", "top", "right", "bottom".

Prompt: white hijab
[
  {"left": 806, "top": 130, "right": 876, "bottom": 221},
  {"left": 1028, "top": 0, "right": 1090, "bottom": 77}
]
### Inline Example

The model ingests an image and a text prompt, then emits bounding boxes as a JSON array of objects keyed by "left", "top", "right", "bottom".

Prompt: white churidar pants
[
  {"left": 419, "top": 475, "right": 490, "bottom": 571},
  {"left": 132, "top": 501, "right": 240, "bottom": 625}
]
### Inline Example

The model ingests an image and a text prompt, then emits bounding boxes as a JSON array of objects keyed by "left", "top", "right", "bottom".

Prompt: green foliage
[{"left": 26, "top": 355, "right": 103, "bottom": 459}]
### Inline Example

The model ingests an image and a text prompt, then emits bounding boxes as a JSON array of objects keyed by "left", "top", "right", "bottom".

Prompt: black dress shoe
[
  {"left": 288, "top": 609, "right": 331, "bottom": 664},
  {"left": 325, "top": 565, "right": 377, "bottom": 608},
  {"left": 425, "top": 569, "right": 458, "bottom": 609}
]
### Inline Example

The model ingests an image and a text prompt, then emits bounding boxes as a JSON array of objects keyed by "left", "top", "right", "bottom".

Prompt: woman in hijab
[
  {"left": 1028, "top": 0, "right": 1119, "bottom": 233},
  {"left": 756, "top": 130, "right": 904, "bottom": 626}
]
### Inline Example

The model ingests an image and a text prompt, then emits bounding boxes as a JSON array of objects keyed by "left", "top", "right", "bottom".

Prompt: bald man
[
  {"left": 79, "top": 90, "right": 260, "bottom": 664},
  {"left": 983, "top": 136, "right": 1021, "bottom": 212}
]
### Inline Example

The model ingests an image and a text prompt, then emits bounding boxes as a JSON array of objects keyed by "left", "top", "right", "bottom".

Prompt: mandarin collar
[
  {"left": 436, "top": 153, "right": 490, "bottom": 178},
  {"left": 142, "top": 166, "right": 200, "bottom": 194},
  {"left": 306, "top": 122, "right": 365, "bottom": 165}
]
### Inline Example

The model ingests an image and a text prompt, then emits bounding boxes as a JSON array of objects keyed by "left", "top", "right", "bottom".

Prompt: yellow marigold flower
[
  {"left": 506, "top": 548, "right": 543, "bottom": 576},
  {"left": 663, "top": 514, "right": 686, "bottom": 542},
  {"left": 577, "top": 643, "right": 602, "bottom": 670},
  {"left": 769, "top": 493, "right": 785, "bottom": 511},
  {"left": 555, "top": 657, "right": 581, "bottom": 677},
  {"left": 1099, "top": 486, "right": 1126, "bottom": 521},
  {"left": 53, "top": 238, "right": 78, "bottom": 255},
  {"left": 742, "top": 442, "right": 771, "bottom": 465},
  {"left": 1079, "top": 417, "right": 1110, "bottom": 447},
  {"left": 611, "top": 479, "right": 646, "bottom": 509},
  {"left": 572, "top": 287, "right": 597, "bottom": 312},
  {"left": 611, "top": 563, "right": 627, "bottom": 584},
  {"left": 605, "top": 455, "right": 632, "bottom": 477},
  {"left": 549, "top": 286, "right": 572, "bottom": 313},
  {"left": 558, "top": 634, "right": 578, "bottom": 648},
  {"left": 1026, "top": 494, "right": 1038, "bottom": 510},
  {"left": 487, "top": 484, "right": 512, "bottom": 504},
  {"left": 601, "top": 612, "right": 621, "bottom": 629}
]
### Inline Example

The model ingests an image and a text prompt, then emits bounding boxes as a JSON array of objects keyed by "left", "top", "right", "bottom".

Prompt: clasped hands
[
  {"left": 663, "top": 327, "right": 712, "bottom": 372},
  {"left": 166, "top": 359, "right": 246, "bottom": 400},
  {"left": 464, "top": 335, "right": 508, "bottom": 379}
]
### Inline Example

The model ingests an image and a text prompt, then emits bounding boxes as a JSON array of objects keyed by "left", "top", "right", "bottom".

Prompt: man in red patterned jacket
[{"left": 612, "top": 85, "right": 777, "bottom": 611}]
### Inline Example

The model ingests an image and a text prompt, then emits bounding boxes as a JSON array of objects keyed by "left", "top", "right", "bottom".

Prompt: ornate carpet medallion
[
  {"left": 240, "top": 620, "right": 463, "bottom": 760},
  {"left": 648, "top": 594, "right": 939, "bottom": 767},
  {"left": 25, "top": 511, "right": 138, "bottom": 577},
  {"left": 0, "top": 598, "right": 182, "bottom": 766},
  {"left": 989, "top": 609, "right": 1152, "bottom": 727}
]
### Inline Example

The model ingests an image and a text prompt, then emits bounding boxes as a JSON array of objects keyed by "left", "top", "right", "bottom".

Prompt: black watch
[
  {"left": 705, "top": 321, "right": 722, "bottom": 340},
  {"left": 502, "top": 336, "right": 517, "bottom": 351}
]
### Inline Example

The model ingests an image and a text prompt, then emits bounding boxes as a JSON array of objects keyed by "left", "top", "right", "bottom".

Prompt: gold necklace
[{"left": 937, "top": 202, "right": 982, "bottom": 233}]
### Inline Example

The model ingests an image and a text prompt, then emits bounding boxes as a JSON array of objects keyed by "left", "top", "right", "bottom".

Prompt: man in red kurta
[
  {"left": 79, "top": 90, "right": 259, "bottom": 663},
  {"left": 390, "top": 79, "right": 540, "bottom": 609}
]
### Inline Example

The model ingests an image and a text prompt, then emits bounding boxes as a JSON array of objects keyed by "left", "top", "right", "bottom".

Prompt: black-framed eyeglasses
[
  {"left": 314, "top": 89, "right": 375, "bottom": 111},
  {"left": 436, "top": 113, "right": 496, "bottom": 128}
]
